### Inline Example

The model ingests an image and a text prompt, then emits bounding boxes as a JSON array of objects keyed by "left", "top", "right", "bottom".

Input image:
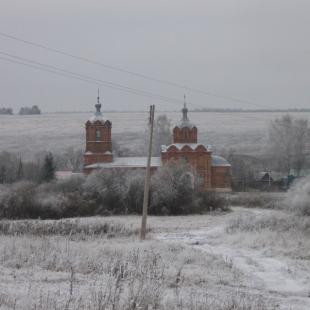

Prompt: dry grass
[
  {"left": 0, "top": 216, "right": 269, "bottom": 310},
  {"left": 0, "top": 217, "right": 144, "bottom": 237},
  {"left": 225, "top": 192, "right": 284, "bottom": 209}
]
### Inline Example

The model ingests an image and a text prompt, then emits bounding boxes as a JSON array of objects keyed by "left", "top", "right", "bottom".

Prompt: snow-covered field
[
  {"left": 1, "top": 111, "right": 310, "bottom": 161},
  {"left": 1, "top": 111, "right": 310, "bottom": 309},
  {"left": 1, "top": 206, "right": 309, "bottom": 309}
]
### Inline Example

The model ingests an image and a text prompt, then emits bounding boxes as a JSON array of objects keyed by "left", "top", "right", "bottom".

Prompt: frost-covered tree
[
  {"left": 113, "top": 114, "right": 173, "bottom": 157},
  {"left": 151, "top": 114, "right": 173, "bottom": 156},
  {"left": 150, "top": 160, "right": 197, "bottom": 215},
  {"left": 52, "top": 148, "right": 84, "bottom": 172},
  {"left": 42, "top": 152, "right": 56, "bottom": 182},
  {"left": 83, "top": 168, "right": 145, "bottom": 214},
  {"left": 267, "top": 115, "right": 309, "bottom": 175},
  {"left": 0, "top": 151, "right": 20, "bottom": 183}
]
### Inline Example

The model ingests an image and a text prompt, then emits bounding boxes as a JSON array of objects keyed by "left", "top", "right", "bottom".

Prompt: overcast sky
[{"left": 1, "top": 0, "right": 310, "bottom": 113}]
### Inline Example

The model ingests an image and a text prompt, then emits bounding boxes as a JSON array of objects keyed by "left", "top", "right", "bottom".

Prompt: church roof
[
  {"left": 161, "top": 143, "right": 212, "bottom": 152},
  {"left": 84, "top": 157, "right": 162, "bottom": 169},
  {"left": 211, "top": 155, "right": 231, "bottom": 167},
  {"left": 176, "top": 103, "right": 195, "bottom": 129},
  {"left": 88, "top": 92, "right": 106, "bottom": 124}
]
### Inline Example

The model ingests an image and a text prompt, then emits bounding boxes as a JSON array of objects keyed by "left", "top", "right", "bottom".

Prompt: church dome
[
  {"left": 177, "top": 103, "right": 195, "bottom": 129},
  {"left": 88, "top": 94, "right": 105, "bottom": 124},
  {"left": 211, "top": 155, "right": 231, "bottom": 166}
]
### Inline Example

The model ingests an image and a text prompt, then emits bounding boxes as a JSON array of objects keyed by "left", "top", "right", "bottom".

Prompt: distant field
[{"left": 1, "top": 111, "right": 310, "bottom": 161}]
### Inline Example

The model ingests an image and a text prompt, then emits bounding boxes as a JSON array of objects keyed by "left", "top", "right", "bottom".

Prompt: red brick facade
[
  {"left": 84, "top": 97, "right": 113, "bottom": 174},
  {"left": 83, "top": 99, "right": 231, "bottom": 191},
  {"left": 160, "top": 104, "right": 231, "bottom": 191},
  {"left": 161, "top": 144, "right": 212, "bottom": 188}
]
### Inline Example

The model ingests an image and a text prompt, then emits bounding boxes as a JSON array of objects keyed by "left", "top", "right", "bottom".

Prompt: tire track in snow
[{"left": 156, "top": 208, "right": 310, "bottom": 310}]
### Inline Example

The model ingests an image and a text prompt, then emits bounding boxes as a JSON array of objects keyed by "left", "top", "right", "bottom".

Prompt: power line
[
  {"left": 0, "top": 56, "right": 183, "bottom": 105},
  {"left": 0, "top": 52, "right": 184, "bottom": 105},
  {"left": 0, "top": 52, "right": 268, "bottom": 119},
  {"left": 0, "top": 55, "right": 266, "bottom": 122},
  {"left": 0, "top": 31, "right": 273, "bottom": 110}
]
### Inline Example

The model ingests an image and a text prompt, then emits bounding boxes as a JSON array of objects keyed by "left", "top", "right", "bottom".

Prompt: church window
[
  {"left": 96, "top": 129, "right": 101, "bottom": 141},
  {"left": 198, "top": 173, "right": 204, "bottom": 185},
  {"left": 223, "top": 172, "right": 228, "bottom": 185},
  {"left": 184, "top": 156, "right": 189, "bottom": 164},
  {"left": 184, "top": 131, "right": 188, "bottom": 139}
]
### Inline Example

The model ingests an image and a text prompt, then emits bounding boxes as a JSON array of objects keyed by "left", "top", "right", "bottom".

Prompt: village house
[{"left": 83, "top": 95, "right": 231, "bottom": 191}]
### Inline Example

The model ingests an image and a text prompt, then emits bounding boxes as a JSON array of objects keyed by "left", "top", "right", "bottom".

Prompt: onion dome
[
  {"left": 177, "top": 102, "right": 195, "bottom": 129},
  {"left": 88, "top": 91, "right": 105, "bottom": 124}
]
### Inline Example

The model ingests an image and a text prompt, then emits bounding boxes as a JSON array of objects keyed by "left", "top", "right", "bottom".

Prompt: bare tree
[
  {"left": 267, "top": 114, "right": 309, "bottom": 175},
  {"left": 151, "top": 114, "right": 173, "bottom": 156},
  {"left": 113, "top": 114, "right": 173, "bottom": 157},
  {"left": 0, "top": 151, "right": 19, "bottom": 183},
  {"left": 64, "top": 148, "right": 84, "bottom": 172}
]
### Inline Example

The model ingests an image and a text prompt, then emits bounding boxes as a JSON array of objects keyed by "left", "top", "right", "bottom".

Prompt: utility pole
[{"left": 141, "top": 105, "right": 155, "bottom": 240}]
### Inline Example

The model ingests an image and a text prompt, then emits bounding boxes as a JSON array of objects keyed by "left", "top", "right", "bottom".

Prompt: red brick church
[{"left": 84, "top": 95, "right": 231, "bottom": 191}]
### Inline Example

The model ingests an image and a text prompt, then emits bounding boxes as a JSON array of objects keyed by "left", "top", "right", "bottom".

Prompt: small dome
[
  {"left": 88, "top": 99, "right": 105, "bottom": 124},
  {"left": 211, "top": 155, "right": 231, "bottom": 166},
  {"left": 176, "top": 104, "right": 195, "bottom": 129}
]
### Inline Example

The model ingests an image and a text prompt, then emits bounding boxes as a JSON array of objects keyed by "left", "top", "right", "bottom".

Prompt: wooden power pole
[{"left": 141, "top": 105, "right": 155, "bottom": 240}]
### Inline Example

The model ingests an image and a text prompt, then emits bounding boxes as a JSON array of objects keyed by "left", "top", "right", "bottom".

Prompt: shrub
[
  {"left": 197, "top": 189, "right": 230, "bottom": 212},
  {"left": 226, "top": 213, "right": 310, "bottom": 235},
  {"left": 54, "top": 175, "right": 85, "bottom": 194},
  {"left": 2, "top": 181, "right": 38, "bottom": 218},
  {"left": 84, "top": 168, "right": 145, "bottom": 215},
  {"left": 0, "top": 163, "right": 227, "bottom": 219},
  {"left": 283, "top": 175, "right": 310, "bottom": 216},
  {"left": 150, "top": 161, "right": 199, "bottom": 215}
]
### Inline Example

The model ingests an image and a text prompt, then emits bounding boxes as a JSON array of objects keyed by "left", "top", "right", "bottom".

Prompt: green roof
[{"left": 211, "top": 155, "right": 231, "bottom": 167}]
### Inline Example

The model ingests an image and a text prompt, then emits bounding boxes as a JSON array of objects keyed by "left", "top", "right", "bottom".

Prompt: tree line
[
  {"left": 19, "top": 105, "right": 41, "bottom": 115},
  {"left": 0, "top": 105, "right": 41, "bottom": 115},
  {"left": 217, "top": 114, "right": 310, "bottom": 190},
  {"left": 0, "top": 148, "right": 84, "bottom": 184},
  {"left": 0, "top": 161, "right": 227, "bottom": 220},
  {"left": 192, "top": 108, "right": 310, "bottom": 113},
  {"left": 0, "top": 108, "right": 13, "bottom": 115}
]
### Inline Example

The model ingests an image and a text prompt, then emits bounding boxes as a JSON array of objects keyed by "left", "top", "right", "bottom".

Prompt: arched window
[
  {"left": 198, "top": 173, "right": 204, "bottom": 185},
  {"left": 96, "top": 129, "right": 101, "bottom": 141},
  {"left": 184, "top": 131, "right": 188, "bottom": 139},
  {"left": 184, "top": 156, "right": 189, "bottom": 164}
]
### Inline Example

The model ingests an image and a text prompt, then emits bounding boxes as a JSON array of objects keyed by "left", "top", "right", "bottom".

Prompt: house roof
[
  {"left": 255, "top": 172, "right": 270, "bottom": 181},
  {"left": 84, "top": 157, "right": 162, "bottom": 169},
  {"left": 56, "top": 171, "right": 72, "bottom": 179},
  {"left": 255, "top": 172, "right": 286, "bottom": 181}
]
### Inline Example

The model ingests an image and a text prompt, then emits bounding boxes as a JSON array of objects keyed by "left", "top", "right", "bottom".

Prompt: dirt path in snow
[{"left": 155, "top": 207, "right": 310, "bottom": 310}]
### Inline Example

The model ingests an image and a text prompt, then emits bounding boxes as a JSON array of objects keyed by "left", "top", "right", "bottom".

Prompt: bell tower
[
  {"left": 84, "top": 91, "right": 113, "bottom": 168},
  {"left": 173, "top": 97, "right": 197, "bottom": 143}
]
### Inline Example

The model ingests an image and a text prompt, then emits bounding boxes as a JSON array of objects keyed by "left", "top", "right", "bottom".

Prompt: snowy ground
[
  {"left": 0, "top": 207, "right": 309, "bottom": 309},
  {"left": 155, "top": 207, "right": 310, "bottom": 309},
  {"left": 2, "top": 111, "right": 310, "bottom": 160}
]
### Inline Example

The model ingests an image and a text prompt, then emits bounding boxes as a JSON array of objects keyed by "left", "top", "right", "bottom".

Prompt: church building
[{"left": 84, "top": 95, "right": 231, "bottom": 191}]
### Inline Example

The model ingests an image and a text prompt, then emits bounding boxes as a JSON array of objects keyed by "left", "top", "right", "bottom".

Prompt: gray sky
[{"left": 1, "top": 0, "right": 310, "bottom": 112}]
